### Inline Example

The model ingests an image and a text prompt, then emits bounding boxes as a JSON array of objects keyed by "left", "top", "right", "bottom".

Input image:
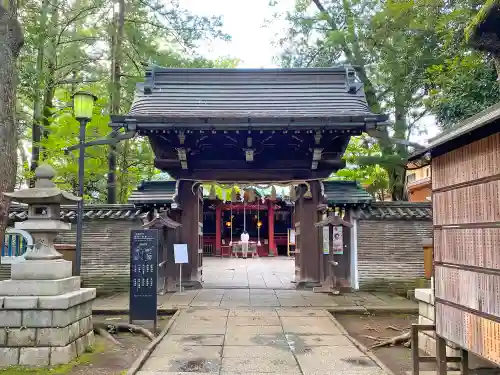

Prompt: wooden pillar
[
  {"left": 296, "top": 181, "right": 321, "bottom": 287},
  {"left": 268, "top": 200, "right": 276, "bottom": 256},
  {"left": 215, "top": 204, "right": 222, "bottom": 256},
  {"left": 178, "top": 180, "right": 202, "bottom": 289}
]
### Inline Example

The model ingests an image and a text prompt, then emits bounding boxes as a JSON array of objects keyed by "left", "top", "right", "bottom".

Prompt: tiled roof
[
  {"left": 357, "top": 202, "right": 432, "bottom": 220},
  {"left": 127, "top": 180, "right": 177, "bottom": 207},
  {"left": 322, "top": 181, "right": 373, "bottom": 205},
  {"left": 8, "top": 204, "right": 146, "bottom": 223},
  {"left": 114, "top": 66, "right": 387, "bottom": 122}
]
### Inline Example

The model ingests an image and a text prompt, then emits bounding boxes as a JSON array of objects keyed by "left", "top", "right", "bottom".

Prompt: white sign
[
  {"left": 174, "top": 244, "right": 189, "bottom": 264},
  {"left": 332, "top": 226, "right": 343, "bottom": 254},
  {"left": 289, "top": 229, "right": 296, "bottom": 245},
  {"left": 322, "top": 226, "right": 330, "bottom": 254}
]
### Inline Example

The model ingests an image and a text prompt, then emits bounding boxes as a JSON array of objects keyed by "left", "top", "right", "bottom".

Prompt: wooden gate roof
[
  {"left": 110, "top": 66, "right": 388, "bottom": 181},
  {"left": 111, "top": 66, "right": 386, "bottom": 124}
]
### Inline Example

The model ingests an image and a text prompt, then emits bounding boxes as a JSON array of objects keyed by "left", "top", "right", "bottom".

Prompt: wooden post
[
  {"left": 215, "top": 204, "right": 222, "bottom": 256},
  {"left": 436, "top": 336, "right": 448, "bottom": 375},
  {"left": 423, "top": 238, "right": 433, "bottom": 279},
  {"left": 411, "top": 324, "right": 419, "bottom": 375},
  {"left": 460, "top": 349, "right": 469, "bottom": 375},
  {"left": 268, "top": 200, "right": 275, "bottom": 256}
]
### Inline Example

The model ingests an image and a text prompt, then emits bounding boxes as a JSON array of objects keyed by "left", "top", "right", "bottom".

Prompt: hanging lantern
[
  {"left": 271, "top": 186, "right": 276, "bottom": 201},
  {"left": 231, "top": 188, "right": 237, "bottom": 202},
  {"left": 290, "top": 185, "right": 296, "bottom": 201},
  {"left": 248, "top": 189, "right": 256, "bottom": 202},
  {"left": 209, "top": 185, "right": 216, "bottom": 200}
]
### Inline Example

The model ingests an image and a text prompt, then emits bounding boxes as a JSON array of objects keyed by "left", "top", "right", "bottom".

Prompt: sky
[{"left": 181, "top": 0, "right": 439, "bottom": 144}]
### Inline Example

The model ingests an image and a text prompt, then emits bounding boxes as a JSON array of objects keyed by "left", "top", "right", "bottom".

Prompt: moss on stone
[
  {"left": 359, "top": 277, "right": 430, "bottom": 296},
  {"left": 0, "top": 343, "right": 105, "bottom": 375}
]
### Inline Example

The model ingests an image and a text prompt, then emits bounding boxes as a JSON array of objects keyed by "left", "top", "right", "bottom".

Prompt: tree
[
  {"left": 426, "top": 54, "right": 500, "bottom": 129},
  {"left": 13, "top": 0, "right": 236, "bottom": 204},
  {"left": 331, "top": 136, "right": 389, "bottom": 201},
  {"left": 277, "top": 0, "right": 499, "bottom": 199},
  {"left": 0, "top": 1, "right": 24, "bottom": 247}
]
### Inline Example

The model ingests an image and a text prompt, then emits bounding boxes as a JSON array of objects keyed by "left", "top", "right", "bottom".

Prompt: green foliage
[
  {"left": 426, "top": 54, "right": 500, "bottom": 130},
  {"left": 276, "top": 0, "right": 500, "bottom": 199},
  {"left": 16, "top": 0, "right": 238, "bottom": 202},
  {"left": 331, "top": 136, "right": 389, "bottom": 201}
]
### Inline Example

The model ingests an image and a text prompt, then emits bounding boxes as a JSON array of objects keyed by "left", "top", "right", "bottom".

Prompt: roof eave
[{"left": 110, "top": 114, "right": 389, "bottom": 131}]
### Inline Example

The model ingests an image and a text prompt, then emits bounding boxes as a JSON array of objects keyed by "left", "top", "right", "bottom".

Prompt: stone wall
[
  {"left": 56, "top": 220, "right": 142, "bottom": 295},
  {"left": 357, "top": 203, "right": 433, "bottom": 294},
  {"left": 2, "top": 202, "right": 433, "bottom": 295}
]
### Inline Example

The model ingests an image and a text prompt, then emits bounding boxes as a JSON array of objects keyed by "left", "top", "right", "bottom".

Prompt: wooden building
[
  {"left": 410, "top": 102, "right": 500, "bottom": 372},
  {"left": 110, "top": 66, "right": 387, "bottom": 288}
]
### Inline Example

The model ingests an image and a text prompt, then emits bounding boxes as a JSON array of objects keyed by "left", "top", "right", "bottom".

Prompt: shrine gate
[{"left": 110, "top": 66, "right": 387, "bottom": 289}]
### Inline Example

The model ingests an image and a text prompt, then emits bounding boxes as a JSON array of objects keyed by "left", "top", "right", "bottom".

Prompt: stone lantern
[{"left": 0, "top": 165, "right": 96, "bottom": 367}]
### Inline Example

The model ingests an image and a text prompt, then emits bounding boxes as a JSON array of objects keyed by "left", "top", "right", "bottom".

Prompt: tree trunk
[
  {"left": 118, "top": 140, "right": 130, "bottom": 203},
  {"left": 107, "top": 0, "right": 125, "bottom": 204},
  {"left": 0, "top": 2, "right": 23, "bottom": 250},
  {"left": 30, "top": 0, "right": 50, "bottom": 181},
  {"left": 41, "top": 0, "right": 59, "bottom": 160},
  {"left": 389, "top": 101, "right": 408, "bottom": 201}
]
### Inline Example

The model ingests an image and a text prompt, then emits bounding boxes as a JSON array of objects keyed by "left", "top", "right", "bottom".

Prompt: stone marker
[{"left": 0, "top": 165, "right": 96, "bottom": 367}]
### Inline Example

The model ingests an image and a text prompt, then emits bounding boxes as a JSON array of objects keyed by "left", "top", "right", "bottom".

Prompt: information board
[
  {"left": 130, "top": 229, "right": 158, "bottom": 322},
  {"left": 174, "top": 243, "right": 189, "bottom": 264}
]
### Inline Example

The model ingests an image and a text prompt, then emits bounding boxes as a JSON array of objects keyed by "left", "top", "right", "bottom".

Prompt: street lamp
[{"left": 72, "top": 91, "right": 97, "bottom": 277}]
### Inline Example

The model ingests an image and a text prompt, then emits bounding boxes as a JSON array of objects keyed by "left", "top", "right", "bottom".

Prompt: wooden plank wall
[{"left": 433, "top": 132, "right": 500, "bottom": 366}]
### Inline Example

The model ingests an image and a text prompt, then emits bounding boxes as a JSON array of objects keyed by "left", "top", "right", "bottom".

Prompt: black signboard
[{"left": 130, "top": 229, "right": 158, "bottom": 324}]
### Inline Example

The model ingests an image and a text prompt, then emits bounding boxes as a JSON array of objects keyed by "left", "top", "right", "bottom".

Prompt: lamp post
[{"left": 71, "top": 91, "right": 97, "bottom": 277}]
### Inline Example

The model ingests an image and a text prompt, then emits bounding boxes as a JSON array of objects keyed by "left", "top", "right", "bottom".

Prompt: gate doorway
[{"left": 201, "top": 185, "right": 295, "bottom": 289}]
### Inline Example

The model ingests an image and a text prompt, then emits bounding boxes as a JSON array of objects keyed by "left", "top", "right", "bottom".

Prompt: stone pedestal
[
  {"left": 0, "top": 260, "right": 96, "bottom": 367},
  {"left": 0, "top": 165, "right": 96, "bottom": 368},
  {"left": 415, "top": 288, "right": 491, "bottom": 370}
]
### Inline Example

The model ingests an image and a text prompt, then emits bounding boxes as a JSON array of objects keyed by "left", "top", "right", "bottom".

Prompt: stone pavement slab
[
  {"left": 93, "top": 288, "right": 417, "bottom": 312},
  {"left": 134, "top": 307, "right": 392, "bottom": 375}
]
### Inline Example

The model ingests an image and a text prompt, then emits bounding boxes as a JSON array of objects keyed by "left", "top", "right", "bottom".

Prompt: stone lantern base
[{"left": 0, "top": 259, "right": 96, "bottom": 367}]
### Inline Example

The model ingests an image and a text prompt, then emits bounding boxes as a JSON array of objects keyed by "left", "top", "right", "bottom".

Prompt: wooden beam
[{"left": 169, "top": 169, "right": 335, "bottom": 181}]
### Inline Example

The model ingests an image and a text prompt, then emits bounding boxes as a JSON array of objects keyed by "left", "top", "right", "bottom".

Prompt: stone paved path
[
  {"left": 136, "top": 307, "right": 391, "bottom": 375},
  {"left": 202, "top": 257, "right": 295, "bottom": 289},
  {"left": 94, "top": 289, "right": 417, "bottom": 312}
]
